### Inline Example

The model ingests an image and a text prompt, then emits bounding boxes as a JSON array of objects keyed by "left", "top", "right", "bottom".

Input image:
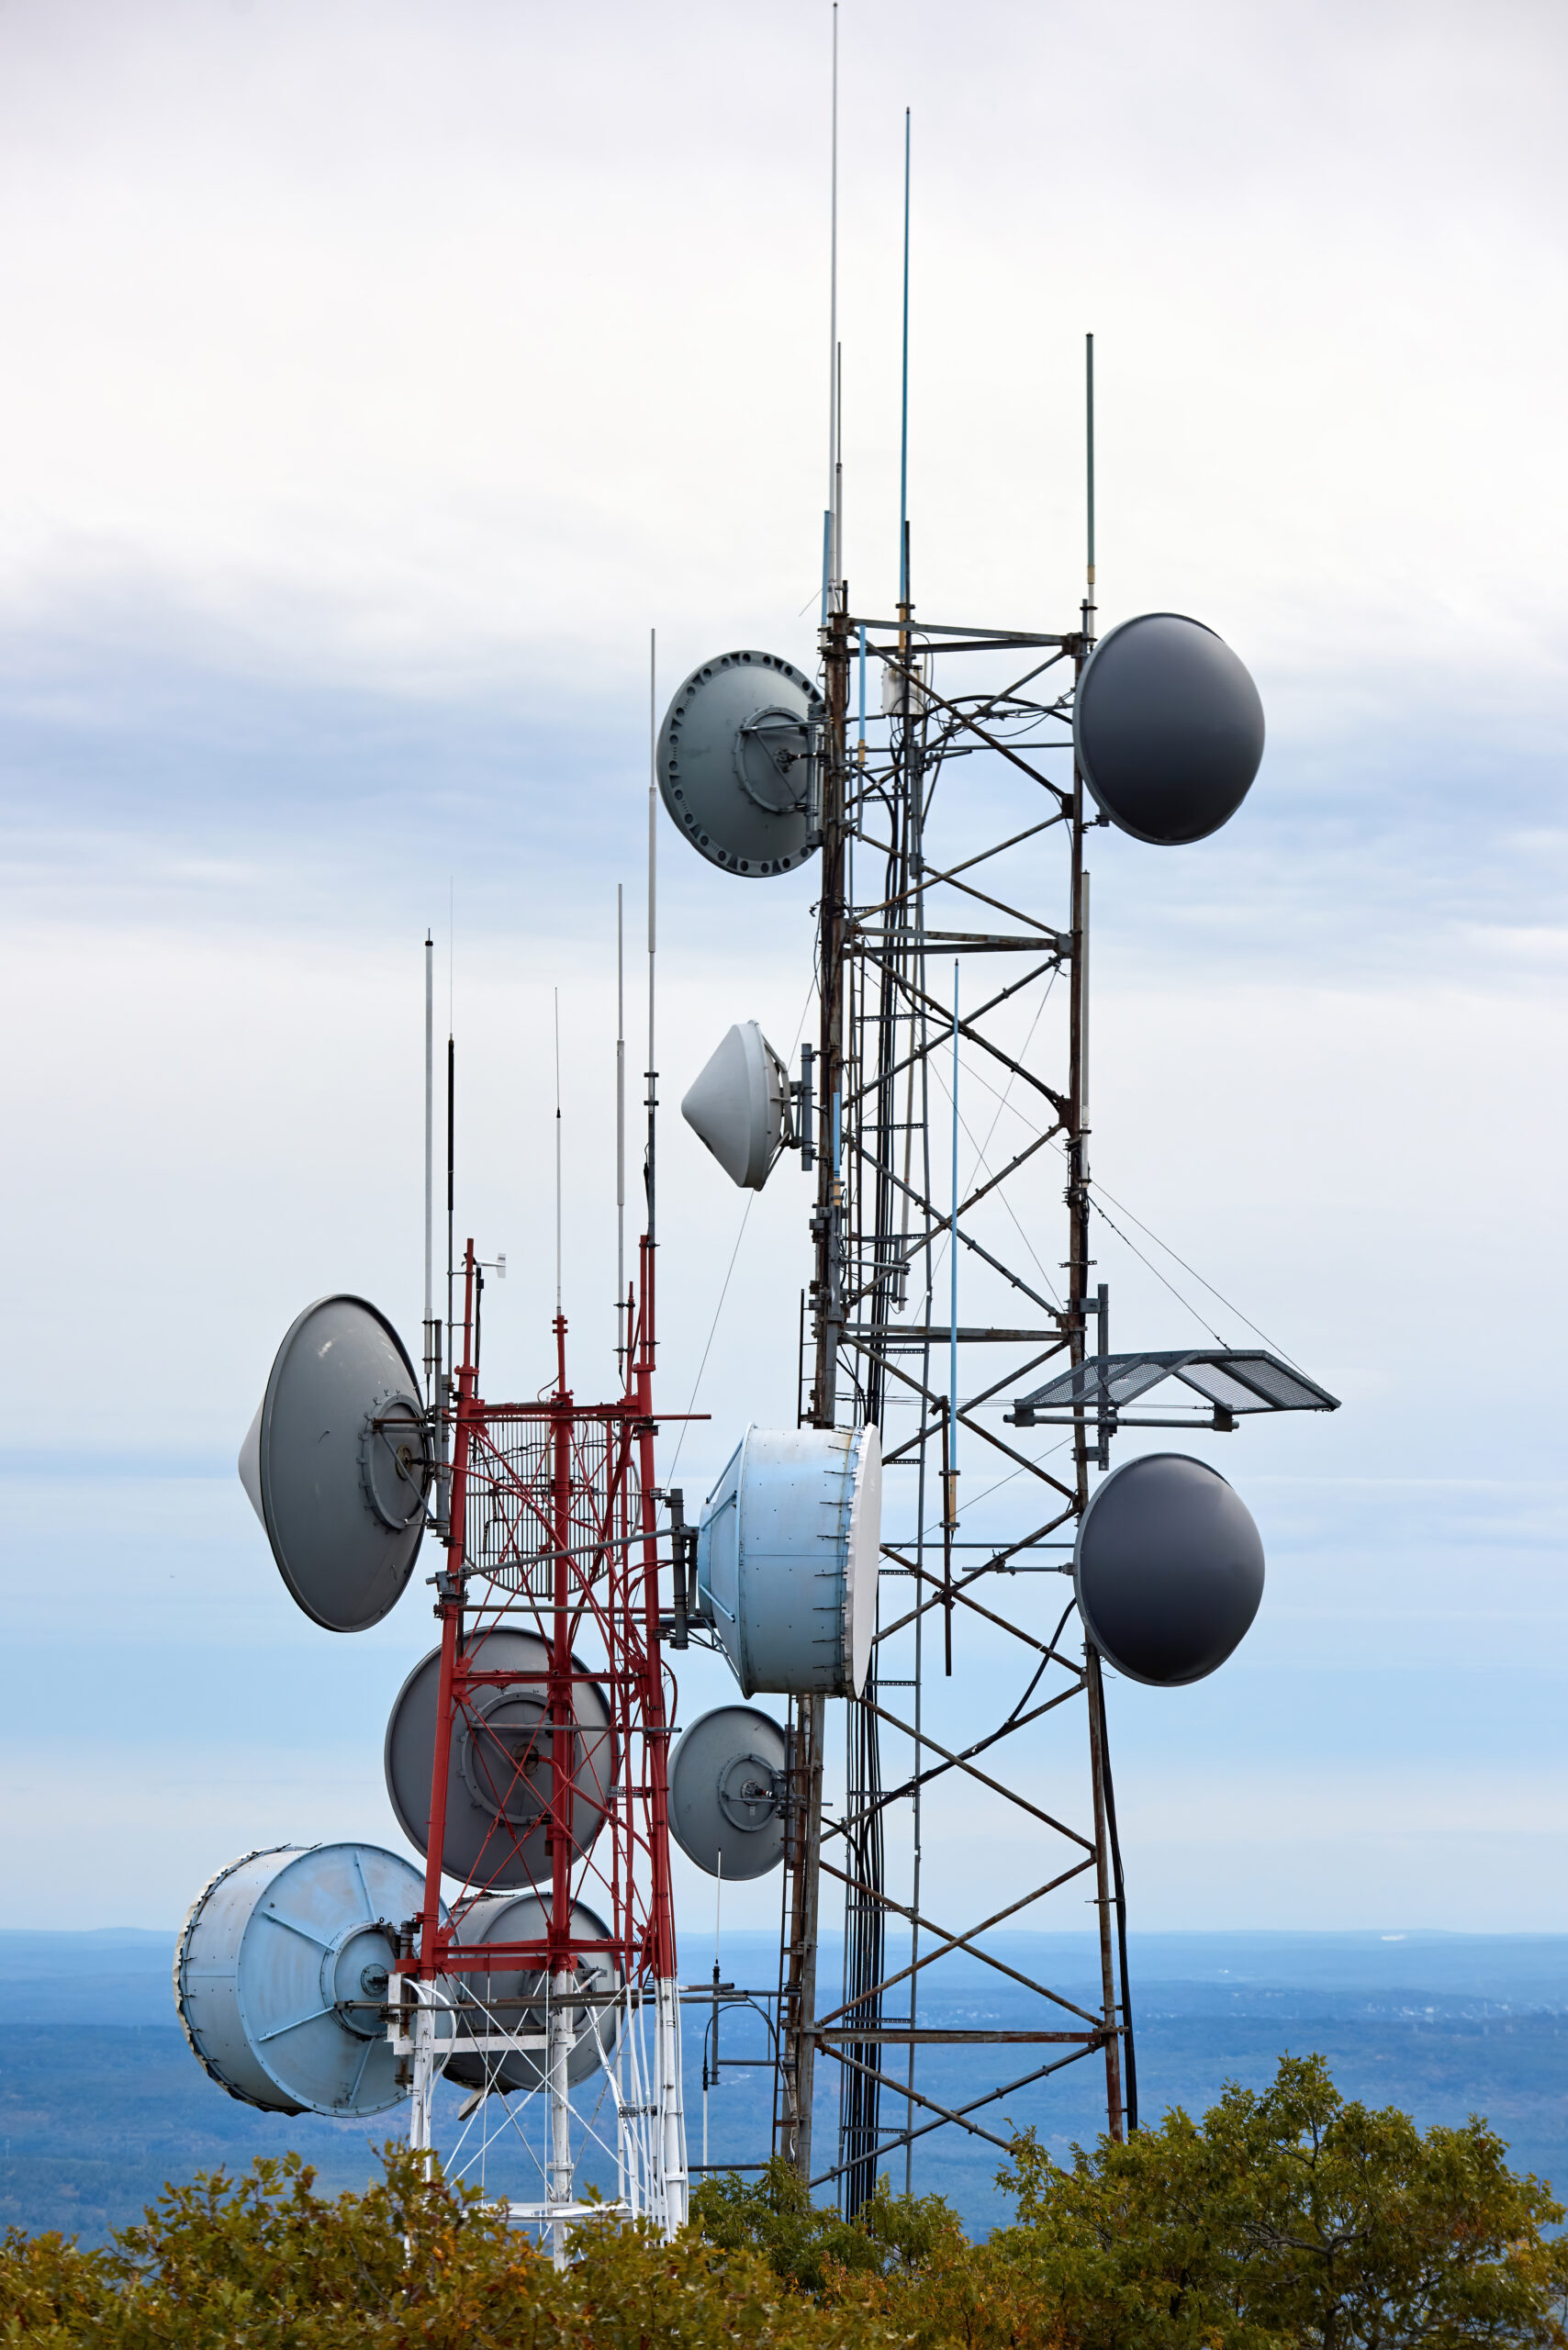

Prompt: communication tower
[
  {"left": 180, "top": 919, "right": 693, "bottom": 2254},
  {"left": 655, "top": 341, "right": 1338, "bottom": 2211}
]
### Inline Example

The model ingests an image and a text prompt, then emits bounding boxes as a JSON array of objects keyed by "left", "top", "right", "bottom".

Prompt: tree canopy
[{"left": 4, "top": 2053, "right": 1565, "bottom": 2348}]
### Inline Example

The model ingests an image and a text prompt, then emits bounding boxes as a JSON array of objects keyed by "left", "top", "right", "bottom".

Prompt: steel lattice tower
[{"left": 772, "top": 573, "right": 1134, "bottom": 2208}]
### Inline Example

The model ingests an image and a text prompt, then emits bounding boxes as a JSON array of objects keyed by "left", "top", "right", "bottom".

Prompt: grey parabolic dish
[
  {"left": 668, "top": 1704, "right": 787, "bottom": 1880},
  {"left": 444, "top": 1893, "right": 620, "bottom": 2096},
  {"left": 681, "top": 1022, "right": 792, "bottom": 1192},
  {"left": 240, "top": 1294, "right": 429, "bottom": 1634},
  {"left": 1074, "top": 1452, "right": 1264, "bottom": 1686},
  {"left": 384, "top": 1629, "right": 616, "bottom": 1888},
  {"left": 1073, "top": 612, "right": 1264, "bottom": 845},
  {"left": 657, "top": 651, "right": 823, "bottom": 877}
]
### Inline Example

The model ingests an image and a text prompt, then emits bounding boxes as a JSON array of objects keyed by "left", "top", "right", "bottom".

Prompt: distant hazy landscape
[{"left": 5, "top": 1928, "right": 1565, "bottom": 2245}]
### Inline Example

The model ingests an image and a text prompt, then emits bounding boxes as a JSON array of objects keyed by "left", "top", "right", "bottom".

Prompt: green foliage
[
  {"left": 0, "top": 2143, "right": 893, "bottom": 2349},
  {"left": 989, "top": 2051, "right": 1568, "bottom": 2349},
  {"left": 691, "top": 2154, "right": 956, "bottom": 2294},
  {"left": 5, "top": 2057, "right": 1568, "bottom": 2348}
]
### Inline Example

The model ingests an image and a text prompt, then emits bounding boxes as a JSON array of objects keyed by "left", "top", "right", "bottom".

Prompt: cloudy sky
[{"left": 0, "top": 0, "right": 1564, "bottom": 1942}]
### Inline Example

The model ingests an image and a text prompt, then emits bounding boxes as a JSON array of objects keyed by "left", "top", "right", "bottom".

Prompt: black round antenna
[
  {"left": 238, "top": 1295, "right": 430, "bottom": 1634},
  {"left": 1074, "top": 1452, "right": 1264, "bottom": 1685},
  {"left": 1074, "top": 612, "right": 1264, "bottom": 845},
  {"left": 657, "top": 652, "right": 824, "bottom": 876}
]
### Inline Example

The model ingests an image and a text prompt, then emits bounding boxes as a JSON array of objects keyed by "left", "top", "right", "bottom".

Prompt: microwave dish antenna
[
  {"left": 657, "top": 652, "right": 823, "bottom": 876},
  {"left": 696, "top": 1424, "right": 880, "bottom": 1698},
  {"left": 1074, "top": 1452, "right": 1265, "bottom": 1685},
  {"left": 238, "top": 1295, "right": 429, "bottom": 1633},
  {"left": 1074, "top": 611, "right": 1265, "bottom": 845},
  {"left": 445, "top": 1893, "right": 621, "bottom": 2097},
  {"left": 668, "top": 1704, "right": 788, "bottom": 1880},
  {"left": 383, "top": 1628, "right": 616, "bottom": 1886},
  {"left": 174, "top": 1842, "right": 445, "bottom": 2117},
  {"left": 682, "top": 1021, "right": 793, "bottom": 1191}
]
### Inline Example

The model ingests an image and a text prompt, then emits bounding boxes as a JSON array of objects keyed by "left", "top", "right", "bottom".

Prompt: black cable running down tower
[{"left": 1096, "top": 1667, "right": 1137, "bottom": 2132}]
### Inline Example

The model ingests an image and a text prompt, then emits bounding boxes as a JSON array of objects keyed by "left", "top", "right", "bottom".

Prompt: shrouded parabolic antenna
[
  {"left": 1073, "top": 612, "right": 1265, "bottom": 845},
  {"left": 1074, "top": 1452, "right": 1265, "bottom": 1686},
  {"left": 696, "top": 1425, "right": 880, "bottom": 1698},
  {"left": 682, "top": 1021, "right": 792, "bottom": 1191},
  {"left": 174, "top": 1842, "right": 446, "bottom": 2117},
  {"left": 383, "top": 1628, "right": 616, "bottom": 1887},
  {"left": 668, "top": 1704, "right": 788, "bottom": 1880},
  {"left": 238, "top": 1295, "right": 430, "bottom": 1634},
  {"left": 657, "top": 651, "right": 823, "bottom": 876},
  {"left": 444, "top": 1894, "right": 620, "bottom": 2096}
]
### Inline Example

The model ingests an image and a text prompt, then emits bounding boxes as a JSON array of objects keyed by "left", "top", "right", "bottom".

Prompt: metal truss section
[
  {"left": 401, "top": 1241, "right": 688, "bottom": 2257},
  {"left": 774, "top": 584, "right": 1133, "bottom": 2215}
]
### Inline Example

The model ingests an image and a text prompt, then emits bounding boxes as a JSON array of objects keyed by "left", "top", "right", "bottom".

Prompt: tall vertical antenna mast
[
  {"left": 446, "top": 889, "right": 455, "bottom": 1363},
  {"left": 423, "top": 932, "right": 434, "bottom": 1393},
  {"left": 899, "top": 107, "right": 911, "bottom": 621},
  {"left": 1085, "top": 330, "right": 1097, "bottom": 630},
  {"left": 647, "top": 630, "right": 657, "bottom": 1252},
  {"left": 617, "top": 882, "right": 626, "bottom": 1367},
  {"left": 827, "top": 2, "right": 839, "bottom": 594},
  {"left": 554, "top": 987, "right": 564, "bottom": 1320},
  {"left": 445, "top": 1035, "right": 455, "bottom": 1360},
  {"left": 818, "top": 0, "right": 840, "bottom": 625}
]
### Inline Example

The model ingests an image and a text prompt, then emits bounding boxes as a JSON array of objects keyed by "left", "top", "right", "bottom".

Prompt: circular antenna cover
[
  {"left": 241, "top": 1295, "right": 429, "bottom": 1633},
  {"left": 174, "top": 1842, "right": 446, "bottom": 2117},
  {"left": 384, "top": 1628, "right": 616, "bottom": 1887},
  {"left": 668, "top": 1705, "right": 787, "bottom": 1880},
  {"left": 444, "top": 1894, "right": 620, "bottom": 2097},
  {"left": 1074, "top": 1452, "right": 1264, "bottom": 1685},
  {"left": 657, "top": 651, "right": 823, "bottom": 877},
  {"left": 696, "top": 1424, "right": 880, "bottom": 1699},
  {"left": 1073, "top": 613, "right": 1264, "bottom": 845}
]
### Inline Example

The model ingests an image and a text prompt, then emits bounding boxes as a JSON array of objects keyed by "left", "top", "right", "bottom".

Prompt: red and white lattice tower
[{"left": 393, "top": 1232, "right": 687, "bottom": 2251}]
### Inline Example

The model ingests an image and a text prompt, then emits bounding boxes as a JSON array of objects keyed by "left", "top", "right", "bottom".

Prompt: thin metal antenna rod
[
  {"left": 827, "top": 2, "right": 839, "bottom": 580},
  {"left": 834, "top": 341, "right": 844, "bottom": 593},
  {"left": 1085, "top": 330, "right": 1097, "bottom": 630},
  {"left": 445, "top": 1033, "right": 455, "bottom": 1367},
  {"left": 646, "top": 630, "right": 657, "bottom": 1254},
  {"left": 617, "top": 882, "right": 626, "bottom": 1367},
  {"left": 446, "top": 885, "right": 455, "bottom": 1367},
  {"left": 423, "top": 932, "right": 433, "bottom": 1388},
  {"left": 899, "top": 107, "right": 911, "bottom": 614},
  {"left": 554, "top": 987, "right": 564, "bottom": 1320}
]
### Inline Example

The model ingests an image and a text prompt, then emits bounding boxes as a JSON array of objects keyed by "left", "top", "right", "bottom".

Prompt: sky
[{"left": 0, "top": 0, "right": 1565, "bottom": 1943}]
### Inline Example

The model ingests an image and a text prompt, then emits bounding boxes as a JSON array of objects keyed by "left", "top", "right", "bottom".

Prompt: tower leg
[
  {"left": 655, "top": 1975, "right": 689, "bottom": 2232},
  {"left": 548, "top": 1969, "right": 575, "bottom": 2266},
  {"left": 408, "top": 1988, "right": 439, "bottom": 2179},
  {"left": 777, "top": 1691, "right": 825, "bottom": 2180}
]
